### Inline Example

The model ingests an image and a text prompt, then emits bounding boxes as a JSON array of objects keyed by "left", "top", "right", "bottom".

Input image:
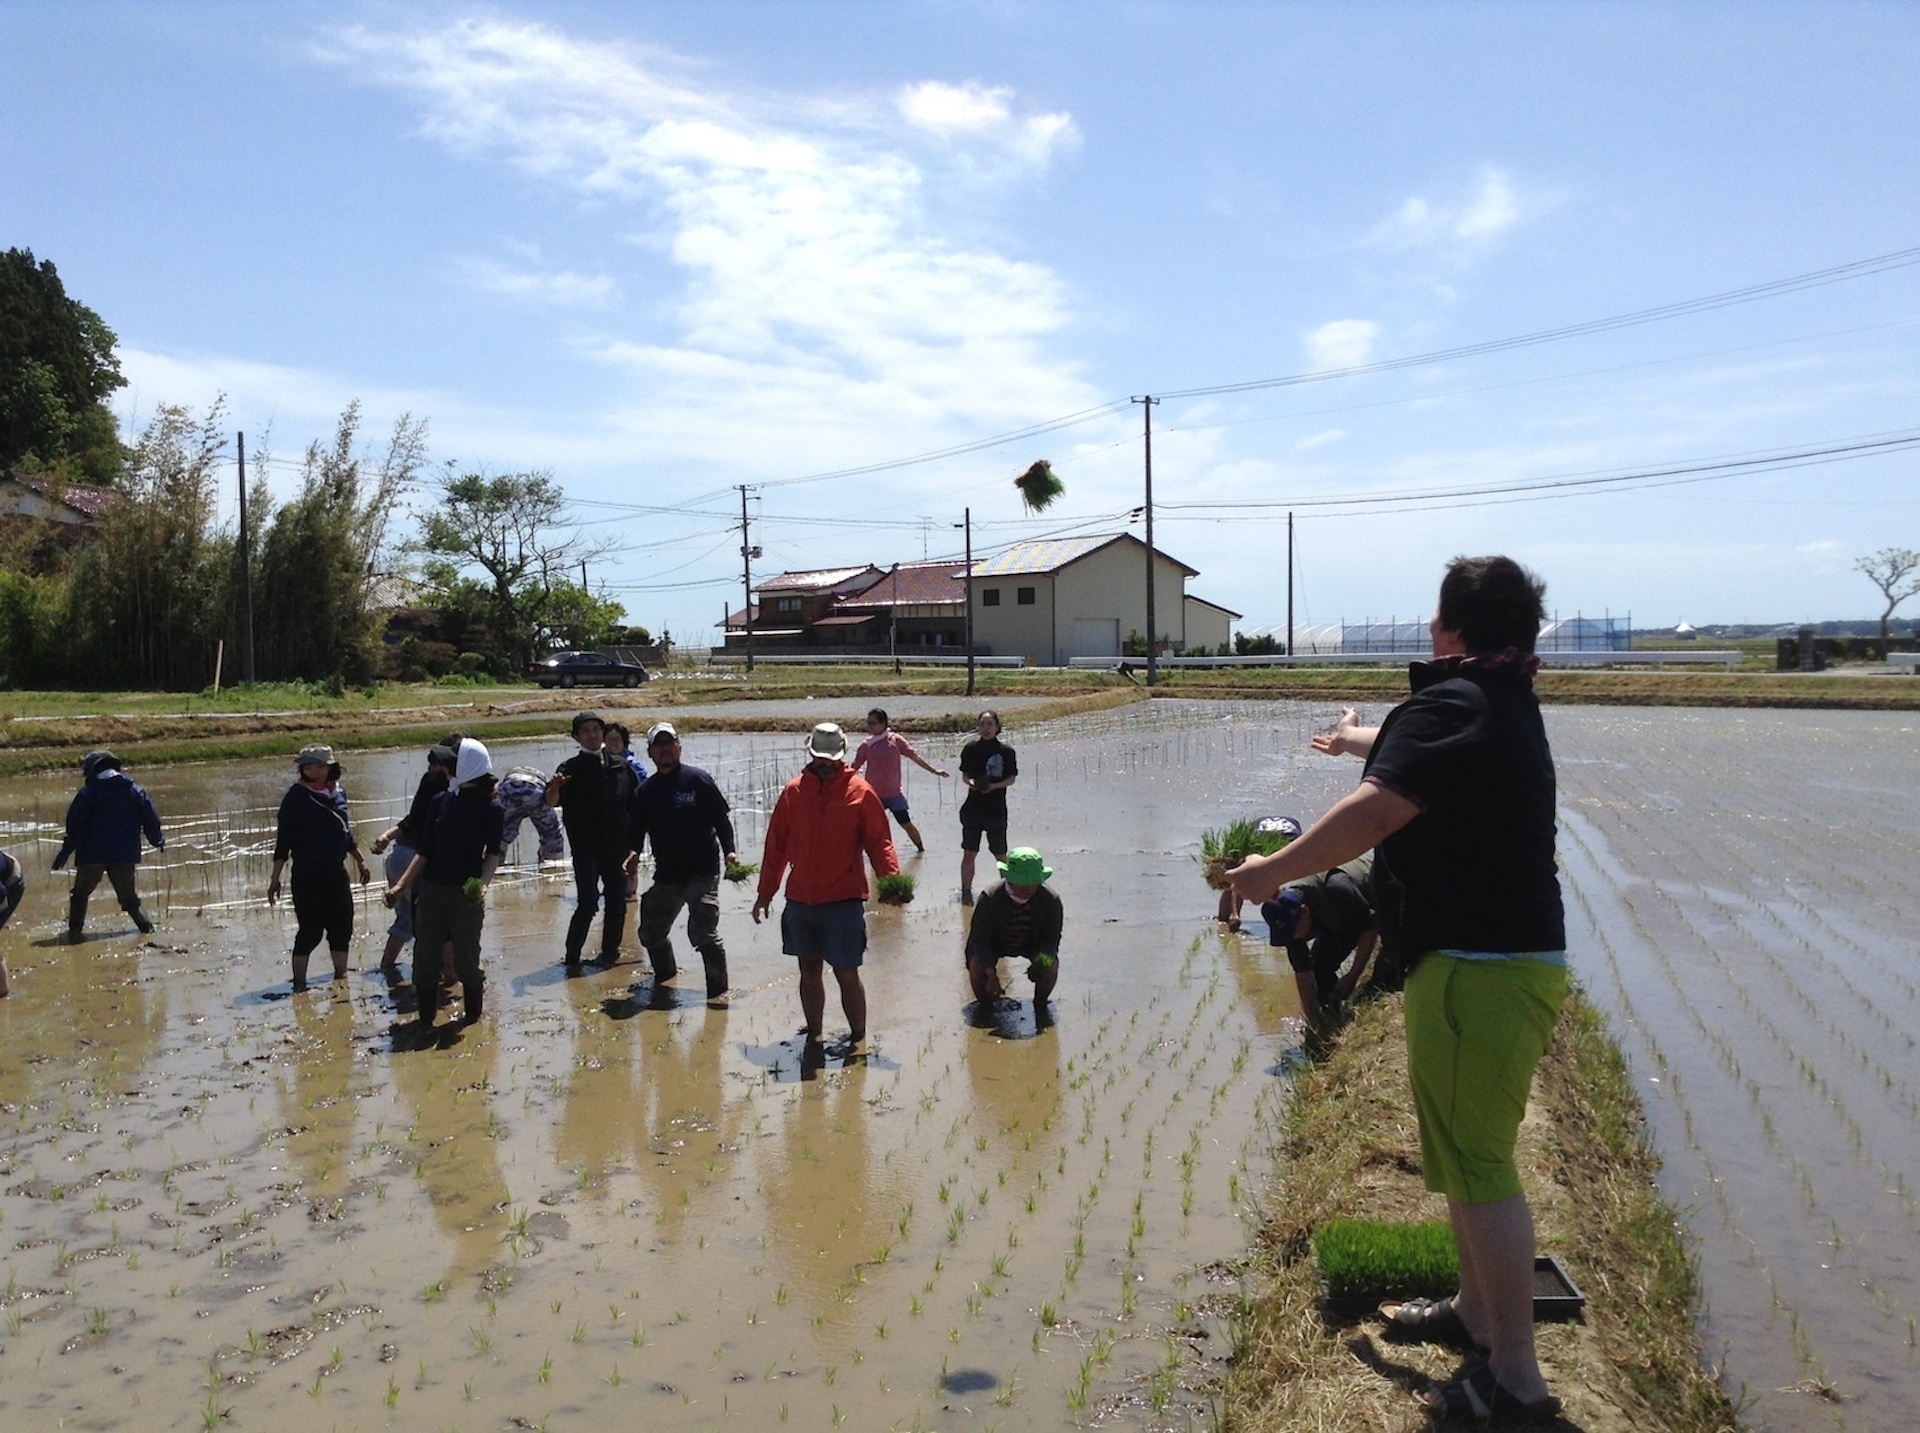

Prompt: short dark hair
[
  {"left": 978, "top": 709, "right": 1002, "bottom": 735},
  {"left": 1437, "top": 555, "right": 1547, "bottom": 655},
  {"left": 605, "top": 722, "right": 631, "bottom": 747},
  {"left": 868, "top": 708, "right": 888, "bottom": 726}
]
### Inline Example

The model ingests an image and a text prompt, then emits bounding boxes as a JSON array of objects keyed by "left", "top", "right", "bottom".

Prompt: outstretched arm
[{"left": 1311, "top": 707, "right": 1379, "bottom": 759}]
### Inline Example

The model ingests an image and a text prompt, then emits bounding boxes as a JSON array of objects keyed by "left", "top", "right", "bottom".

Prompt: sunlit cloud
[
  {"left": 456, "top": 256, "right": 617, "bottom": 308},
  {"left": 1371, "top": 165, "right": 1524, "bottom": 251},
  {"left": 1305, "top": 319, "right": 1379, "bottom": 371},
  {"left": 317, "top": 18, "right": 1098, "bottom": 486}
]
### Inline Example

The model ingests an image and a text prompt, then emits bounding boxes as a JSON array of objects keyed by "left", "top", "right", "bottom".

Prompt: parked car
[{"left": 527, "top": 651, "right": 650, "bottom": 689}]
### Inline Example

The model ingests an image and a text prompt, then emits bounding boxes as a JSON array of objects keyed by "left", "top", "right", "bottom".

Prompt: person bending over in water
[{"left": 964, "top": 846, "right": 1062, "bottom": 1026}]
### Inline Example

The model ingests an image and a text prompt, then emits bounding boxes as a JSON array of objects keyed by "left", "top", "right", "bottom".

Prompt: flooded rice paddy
[{"left": 0, "top": 701, "right": 1914, "bottom": 1431}]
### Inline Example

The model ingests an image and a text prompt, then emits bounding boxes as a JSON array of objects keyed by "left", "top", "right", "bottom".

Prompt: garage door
[{"left": 1071, "top": 618, "right": 1120, "bottom": 660}]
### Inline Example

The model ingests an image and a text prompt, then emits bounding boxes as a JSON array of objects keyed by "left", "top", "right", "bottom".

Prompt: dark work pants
[
  {"left": 413, "top": 880, "right": 485, "bottom": 994},
  {"left": 567, "top": 851, "right": 627, "bottom": 961},
  {"left": 68, "top": 863, "right": 143, "bottom": 932},
  {"left": 638, "top": 875, "right": 728, "bottom": 995}
]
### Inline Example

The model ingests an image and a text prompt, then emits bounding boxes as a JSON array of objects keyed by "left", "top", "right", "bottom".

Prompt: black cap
[{"left": 571, "top": 711, "right": 604, "bottom": 736}]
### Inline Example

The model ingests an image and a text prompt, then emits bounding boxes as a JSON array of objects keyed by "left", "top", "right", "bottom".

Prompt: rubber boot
[
  {"left": 702, "top": 950, "right": 729, "bottom": 1001},
  {"left": 66, "top": 890, "right": 87, "bottom": 942},
  {"left": 461, "top": 977, "right": 484, "bottom": 1027},
  {"left": 291, "top": 954, "right": 310, "bottom": 994},
  {"left": 417, "top": 984, "right": 438, "bottom": 1035}
]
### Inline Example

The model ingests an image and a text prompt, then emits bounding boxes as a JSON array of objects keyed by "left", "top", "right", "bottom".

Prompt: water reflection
[{"left": 388, "top": 1021, "right": 511, "bottom": 1291}]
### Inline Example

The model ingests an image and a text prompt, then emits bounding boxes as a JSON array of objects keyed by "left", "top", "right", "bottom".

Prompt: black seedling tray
[{"left": 1532, "top": 1254, "right": 1585, "bottom": 1318}]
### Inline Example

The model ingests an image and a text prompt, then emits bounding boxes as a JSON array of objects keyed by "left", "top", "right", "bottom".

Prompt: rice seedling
[{"left": 875, "top": 872, "right": 916, "bottom": 905}]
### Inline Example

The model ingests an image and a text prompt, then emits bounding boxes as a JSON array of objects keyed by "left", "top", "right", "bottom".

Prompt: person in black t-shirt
[
  {"left": 956, "top": 710, "right": 1017, "bottom": 906},
  {"left": 386, "top": 739, "right": 505, "bottom": 1032},
  {"left": 370, "top": 740, "right": 459, "bottom": 977},
  {"left": 545, "top": 711, "right": 638, "bottom": 969},
  {"left": 626, "top": 722, "right": 739, "bottom": 1001},
  {"left": 268, "top": 744, "right": 373, "bottom": 993},
  {"left": 1228, "top": 556, "right": 1567, "bottom": 1425}
]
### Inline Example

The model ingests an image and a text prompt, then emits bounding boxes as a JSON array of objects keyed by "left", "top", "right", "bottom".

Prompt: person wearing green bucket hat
[{"left": 964, "top": 846, "right": 1063, "bottom": 1023}]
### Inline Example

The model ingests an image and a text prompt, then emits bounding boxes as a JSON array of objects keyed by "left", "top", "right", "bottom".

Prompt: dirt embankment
[{"left": 1225, "top": 989, "right": 1737, "bottom": 1433}]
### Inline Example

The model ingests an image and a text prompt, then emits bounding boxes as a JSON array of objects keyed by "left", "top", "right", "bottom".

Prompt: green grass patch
[{"left": 1312, "top": 1219, "right": 1458, "bottom": 1304}]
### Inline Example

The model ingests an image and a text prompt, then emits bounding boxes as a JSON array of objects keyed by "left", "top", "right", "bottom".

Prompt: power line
[
  {"left": 1155, "top": 429, "right": 1920, "bottom": 517},
  {"left": 1155, "top": 244, "right": 1920, "bottom": 401}
]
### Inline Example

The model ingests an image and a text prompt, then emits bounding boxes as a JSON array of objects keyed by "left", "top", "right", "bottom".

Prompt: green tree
[
  {"left": 64, "top": 401, "right": 233, "bottom": 688},
  {"left": 413, "top": 471, "right": 620, "bottom": 670},
  {"left": 255, "top": 402, "right": 425, "bottom": 686},
  {"left": 1855, "top": 547, "right": 1920, "bottom": 641},
  {"left": 0, "top": 248, "right": 126, "bottom": 481}
]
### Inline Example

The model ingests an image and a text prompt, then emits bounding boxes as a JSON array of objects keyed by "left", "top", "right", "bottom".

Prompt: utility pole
[
  {"left": 1286, "top": 511, "right": 1294, "bottom": 660},
  {"left": 1132, "top": 396, "right": 1161, "bottom": 685},
  {"left": 580, "top": 559, "right": 589, "bottom": 591},
  {"left": 237, "top": 432, "right": 256, "bottom": 685},
  {"left": 955, "top": 508, "right": 975, "bottom": 696},
  {"left": 738, "top": 485, "right": 756, "bottom": 673},
  {"left": 890, "top": 562, "right": 901, "bottom": 674}
]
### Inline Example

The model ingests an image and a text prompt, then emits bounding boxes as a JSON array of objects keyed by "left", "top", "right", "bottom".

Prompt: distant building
[
  {"left": 718, "top": 533, "right": 1236, "bottom": 664},
  {"left": 0, "top": 473, "right": 117, "bottom": 526}
]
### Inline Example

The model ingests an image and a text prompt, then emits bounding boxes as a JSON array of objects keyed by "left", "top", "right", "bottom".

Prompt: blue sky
[{"left": 5, "top": 2, "right": 1918, "bottom": 641}]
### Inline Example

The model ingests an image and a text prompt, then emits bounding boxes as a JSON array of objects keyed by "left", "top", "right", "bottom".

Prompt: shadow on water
[
  {"left": 601, "top": 981, "right": 711, "bottom": 1017},
  {"left": 737, "top": 1033, "right": 901, "bottom": 1083},
  {"left": 964, "top": 996, "right": 1054, "bottom": 1039}
]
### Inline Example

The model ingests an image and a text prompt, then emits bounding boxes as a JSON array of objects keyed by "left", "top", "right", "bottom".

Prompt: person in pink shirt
[{"left": 850, "top": 708, "right": 950, "bottom": 853}]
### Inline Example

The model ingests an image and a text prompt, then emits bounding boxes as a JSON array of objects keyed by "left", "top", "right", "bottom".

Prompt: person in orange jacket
[{"left": 753, "top": 722, "right": 899, "bottom": 1056}]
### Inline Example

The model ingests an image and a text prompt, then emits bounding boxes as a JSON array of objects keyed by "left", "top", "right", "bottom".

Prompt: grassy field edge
[{"left": 1222, "top": 986, "right": 1737, "bottom": 1431}]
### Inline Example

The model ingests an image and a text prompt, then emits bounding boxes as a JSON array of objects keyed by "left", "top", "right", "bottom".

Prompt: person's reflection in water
[
  {"left": 388, "top": 1020, "right": 513, "bottom": 1290},
  {"left": 965, "top": 1001, "right": 1064, "bottom": 1184},
  {"left": 628, "top": 1008, "right": 748, "bottom": 1246},
  {"left": 0, "top": 917, "right": 167, "bottom": 1109},
  {"left": 277, "top": 994, "right": 361, "bottom": 1212},
  {"left": 552, "top": 1000, "right": 639, "bottom": 1203},
  {"left": 761, "top": 1066, "right": 902, "bottom": 1323}
]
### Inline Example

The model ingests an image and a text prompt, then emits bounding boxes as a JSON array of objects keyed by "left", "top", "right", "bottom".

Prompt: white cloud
[
  {"left": 1296, "top": 428, "right": 1346, "bottom": 450},
  {"left": 1372, "top": 166, "right": 1524, "bottom": 251},
  {"left": 897, "top": 81, "right": 1077, "bottom": 166},
  {"left": 456, "top": 256, "right": 617, "bottom": 308},
  {"left": 318, "top": 19, "right": 1096, "bottom": 481},
  {"left": 1305, "top": 319, "right": 1379, "bottom": 372}
]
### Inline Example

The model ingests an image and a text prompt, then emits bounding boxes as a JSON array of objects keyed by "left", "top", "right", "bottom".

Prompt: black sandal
[
  {"left": 1424, "top": 1364, "right": 1560, "bottom": 1425},
  {"left": 1380, "top": 1296, "right": 1489, "bottom": 1354}
]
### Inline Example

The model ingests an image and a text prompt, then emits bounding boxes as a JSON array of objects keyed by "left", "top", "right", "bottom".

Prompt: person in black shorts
[
  {"left": 268, "top": 744, "right": 372, "bottom": 992},
  {"left": 957, "top": 710, "right": 1017, "bottom": 906}
]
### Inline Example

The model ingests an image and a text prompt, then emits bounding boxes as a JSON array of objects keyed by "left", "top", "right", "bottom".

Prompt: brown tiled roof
[
  {"left": 755, "top": 565, "right": 883, "bottom": 594},
  {"left": 842, "top": 561, "right": 967, "bottom": 609}
]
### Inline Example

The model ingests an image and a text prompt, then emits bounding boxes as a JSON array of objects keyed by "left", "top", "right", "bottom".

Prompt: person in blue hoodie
[{"left": 53, "top": 749, "right": 165, "bottom": 940}]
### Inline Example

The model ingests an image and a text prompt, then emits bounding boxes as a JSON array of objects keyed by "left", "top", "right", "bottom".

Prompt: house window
[
  {"left": 1017, "top": 586, "right": 1036, "bottom": 605},
  {"left": 775, "top": 596, "right": 801, "bottom": 614},
  {"left": 981, "top": 588, "right": 1001, "bottom": 607}
]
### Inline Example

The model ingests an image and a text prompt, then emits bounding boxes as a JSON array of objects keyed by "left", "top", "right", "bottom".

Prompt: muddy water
[
  {"left": 0, "top": 705, "right": 1354, "bottom": 1431},
  {"left": 1550, "top": 707, "right": 1920, "bottom": 1433}
]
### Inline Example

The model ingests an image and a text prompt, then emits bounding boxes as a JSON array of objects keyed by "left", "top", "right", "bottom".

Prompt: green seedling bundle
[
  {"left": 1313, "top": 1218, "right": 1460, "bottom": 1307},
  {"left": 1198, "top": 819, "right": 1292, "bottom": 890}
]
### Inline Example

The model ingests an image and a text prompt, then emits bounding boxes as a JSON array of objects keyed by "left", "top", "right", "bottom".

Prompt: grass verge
[{"left": 1223, "top": 986, "right": 1736, "bottom": 1432}]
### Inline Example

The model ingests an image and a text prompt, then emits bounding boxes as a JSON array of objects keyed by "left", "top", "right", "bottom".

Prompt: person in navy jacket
[{"left": 52, "top": 749, "right": 164, "bottom": 940}]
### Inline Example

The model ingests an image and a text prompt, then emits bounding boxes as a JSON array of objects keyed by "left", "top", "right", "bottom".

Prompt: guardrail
[
  {"left": 707, "top": 652, "right": 1027, "bottom": 668},
  {"left": 1067, "top": 650, "right": 1744, "bottom": 671},
  {"left": 1890, "top": 653, "right": 1920, "bottom": 673}
]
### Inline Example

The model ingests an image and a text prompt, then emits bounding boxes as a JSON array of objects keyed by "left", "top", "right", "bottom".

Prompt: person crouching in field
[
  {"left": 964, "top": 846, "right": 1062, "bottom": 1026},
  {"left": 269, "top": 745, "right": 372, "bottom": 992},
  {"left": 1261, "top": 853, "right": 1379, "bottom": 1022},
  {"left": 386, "top": 739, "right": 504, "bottom": 1035},
  {"left": 1231, "top": 555, "right": 1567, "bottom": 1424}
]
